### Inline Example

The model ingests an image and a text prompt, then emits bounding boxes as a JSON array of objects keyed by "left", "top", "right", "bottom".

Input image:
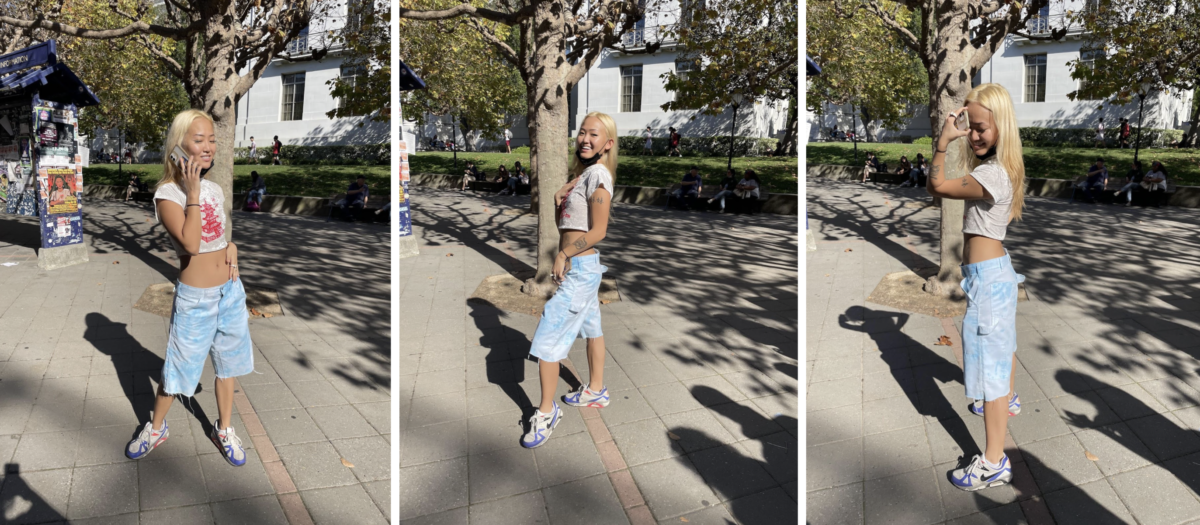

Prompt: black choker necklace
[
  {"left": 976, "top": 146, "right": 997, "bottom": 161},
  {"left": 575, "top": 148, "right": 602, "bottom": 167}
]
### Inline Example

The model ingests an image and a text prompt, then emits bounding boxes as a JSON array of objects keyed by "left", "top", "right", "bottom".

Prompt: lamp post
[
  {"left": 727, "top": 93, "right": 746, "bottom": 171},
  {"left": 851, "top": 101, "right": 859, "bottom": 163},
  {"left": 1134, "top": 81, "right": 1152, "bottom": 165}
]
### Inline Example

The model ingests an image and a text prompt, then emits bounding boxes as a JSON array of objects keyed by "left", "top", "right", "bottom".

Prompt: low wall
[
  {"left": 84, "top": 185, "right": 389, "bottom": 216},
  {"left": 409, "top": 173, "right": 800, "bottom": 215},
  {"left": 808, "top": 164, "right": 1200, "bottom": 209}
]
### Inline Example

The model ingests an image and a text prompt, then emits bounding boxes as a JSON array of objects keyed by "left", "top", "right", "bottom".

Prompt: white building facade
[
  {"left": 417, "top": 0, "right": 791, "bottom": 151},
  {"left": 811, "top": 0, "right": 1193, "bottom": 142},
  {"left": 234, "top": 3, "right": 387, "bottom": 148}
]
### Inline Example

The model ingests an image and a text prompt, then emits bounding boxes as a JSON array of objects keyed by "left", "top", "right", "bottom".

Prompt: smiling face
[
  {"left": 183, "top": 118, "right": 216, "bottom": 169},
  {"left": 577, "top": 116, "right": 614, "bottom": 158},
  {"left": 964, "top": 101, "right": 998, "bottom": 155}
]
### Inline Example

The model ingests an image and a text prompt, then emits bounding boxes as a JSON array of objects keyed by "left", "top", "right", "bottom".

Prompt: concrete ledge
[
  {"left": 84, "top": 185, "right": 390, "bottom": 217},
  {"left": 410, "top": 173, "right": 799, "bottom": 215},
  {"left": 807, "top": 164, "right": 866, "bottom": 182}
]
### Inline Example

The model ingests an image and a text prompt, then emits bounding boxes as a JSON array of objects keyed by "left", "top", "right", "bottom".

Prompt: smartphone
[
  {"left": 954, "top": 111, "right": 969, "bottom": 131},
  {"left": 170, "top": 146, "right": 189, "bottom": 165}
]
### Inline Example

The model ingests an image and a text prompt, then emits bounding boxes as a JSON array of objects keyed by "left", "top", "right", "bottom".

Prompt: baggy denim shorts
[
  {"left": 960, "top": 252, "right": 1025, "bottom": 402},
  {"left": 529, "top": 251, "right": 607, "bottom": 363},
  {"left": 163, "top": 279, "right": 254, "bottom": 397}
]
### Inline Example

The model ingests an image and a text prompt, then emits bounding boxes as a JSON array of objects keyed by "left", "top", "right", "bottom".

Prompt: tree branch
[
  {"left": 0, "top": 13, "right": 200, "bottom": 41},
  {"left": 398, "top": 3, "right": 536, "bottom": 25},
  {"left": 835, "top": 0, "right": 921, "bottom": 54},
  {"left": 466, "top": 18, "right": 519, "bottom": 67}
]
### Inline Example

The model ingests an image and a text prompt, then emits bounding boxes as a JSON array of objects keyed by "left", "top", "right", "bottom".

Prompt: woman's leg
[
  {"left": 150, "top": 383, "right": 174, "bottom": 429},
  {"left": 587, "top": 336, "right": 606, "bottom": 390},
  {"left": 214, "top": 376, "right": 235, "bottom": 429},
  {"left": 538, "top": 359, "right": 559, "bottom": 413}
]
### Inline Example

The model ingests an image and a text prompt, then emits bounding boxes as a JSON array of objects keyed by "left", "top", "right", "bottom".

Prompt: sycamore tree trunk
[
  {"left": 861, "top": 106, "right": 877, "bottom": 142},
  {"left": 775, "top": 85, "right": 799, "bottom": 156},
  {"left": 923, "top": 74, "right": 972, "bottom": 299},
  {"left": 188, "top": 23, "right": 242, "bottom": 243},
  {"left": 1182, "top": 99, "right": 1200, "bottom": 148},
  {"left": 519, "top": 3, "right": 572, "bottom": 299}
]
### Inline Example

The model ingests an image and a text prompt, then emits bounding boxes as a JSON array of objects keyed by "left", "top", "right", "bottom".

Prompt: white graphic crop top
[
  {"left": 558, "top": 164, "right": 613, "bottom": 232},
  {"left": 962, "top": 156, "right": 1013, "bottom": 242},
  {"left": 154, "top": 179, "right": 229, "bottom": 255}
]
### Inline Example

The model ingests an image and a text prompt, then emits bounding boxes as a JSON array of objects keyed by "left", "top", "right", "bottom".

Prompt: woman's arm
[
  {"left": 157, "top": 160, "right": 205, "bottom": 255},
  {"left": 927, "top": 108, "right": 990, "bottom": 201},
  {"left": 553, "top": 186, "right": 612, "bottom": 282}
]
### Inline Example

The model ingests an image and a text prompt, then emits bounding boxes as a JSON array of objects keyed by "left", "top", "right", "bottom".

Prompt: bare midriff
[
  {"left": 178, "top": 248, "right": 231, "bottom": 288},
  {"left": 559, "top": 230, "right": 597, "bottom": 257},
  {"left": 963, "top": 233, "right": 1005, "bottom": 265}
]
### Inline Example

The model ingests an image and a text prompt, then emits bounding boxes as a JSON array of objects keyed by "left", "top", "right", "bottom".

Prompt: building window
[
  {"left": 1078, "top": 49, "right": 1103, "bottom": 100},
  {"left": 1024, "top": 54, "right": 1046, "bottom": 103},
  {"left": 338, "top": 65, "right": 367, "bottom": 116},
  {"left": 281, "top": 72, "right": 306, "bottom": 121},
  {"left": 681, "top": 0, "right": 706, "bottom": 24},
  {"left": 347, "top": 0, "right": 374, "bottom": 34},
  {"left": 621, "top": 65, "right": 642, "bottom": 113}
]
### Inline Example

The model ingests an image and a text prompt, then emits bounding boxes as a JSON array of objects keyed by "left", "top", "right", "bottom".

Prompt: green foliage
[
  {"left": 617, "top": 136, "right": 780, "bottom": 157},
  {"left": 1018, "top": 127, "right": 1183, "bottom": 148},
  {"left": 400, "top": 0, "right": 524, "bottom": 142},
  {"left": 326, "top": 2, "right": 390, "bottom": 121},
  {"left": 231, "top": 144, "right": 390, "bottom": 166},
  {"left": 410, "top": 152, "right": 799, "bottom": 193},
  {"left": 809, "top": 142, "right": 1200, "bottom": 184},
  {"left": 806, "top": 0, "right": 927, "bottom": 133},
  {"left": 913, "top": 137, "right": 933, "bottom": 145},
  {"left": 660, "top": 0, "right": 797, "bottom": 116},
  {"left": 83, "top": 164, "right": 391, "bottom": 198}
]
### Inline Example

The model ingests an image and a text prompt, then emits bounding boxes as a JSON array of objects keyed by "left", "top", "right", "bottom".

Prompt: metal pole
[
  {"left": 1134, "top": 94, "right": 1146, "bottom": 165},
  {"left": 728, "top": 103, "right": 738, "bottom": 171},
  {"left": 118, "top": 128, "right": 123, "bottom": 176},
  {"left": 453, "top": 115, "right": 459, "bottom": 171},
  {"left": 852, "top": 102, "right": 859, "bottom": 163}
]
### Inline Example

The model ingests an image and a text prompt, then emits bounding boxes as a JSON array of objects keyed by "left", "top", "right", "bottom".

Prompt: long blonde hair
[
  {"left": 157, "top": 109, "right": 214, "bottom": 189},
  {"left": 957, "top": 83, "right": 1026, "bottom": 221},
  {"left": 570, "top": 112, "right": 619, "bottom": 183}
]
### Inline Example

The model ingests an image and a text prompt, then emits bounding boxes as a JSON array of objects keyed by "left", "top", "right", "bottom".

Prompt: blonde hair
[
  {"left": 957, "top": 83, "right": 1026, "bottom": 221},
  {"left": 157, "top": 109, "right": 214, "bottom": 189},
  {"left": 570, "top": 112, "right": 619, "bottom": 183}
]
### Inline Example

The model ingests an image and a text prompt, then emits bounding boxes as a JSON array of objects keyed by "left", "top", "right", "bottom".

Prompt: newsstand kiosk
[{"left": 0, "top": 40, "right": 100, "bottom": 270}]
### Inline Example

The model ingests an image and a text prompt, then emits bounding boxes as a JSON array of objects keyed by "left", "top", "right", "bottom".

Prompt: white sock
[{"left": 983, "top": 455, "right": 1004, "bottom": 470}]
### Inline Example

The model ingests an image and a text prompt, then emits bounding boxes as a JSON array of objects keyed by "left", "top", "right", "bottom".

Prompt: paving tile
[
  {"left": 402, "top": 419, "right": 468, "bottom": 466},
  {"left": 302, "top": 484, "right": 389, "bottom": 525},
  {"left": 532, "top": 430, "right": 606, "bottom": 487},
  {"left": 609, "top": 418, "right": 686, "bottom": 468},
  {"left": 629, "top": 457, "right": 718, "bottom": 521},
  {"left": 721, "top": 487, "right": 796, "bottom": 525},
  {"left": 1042, "top": 479, "right": 1135, "bottom": 524},
  {"left": 138, "top": 456, "right": 207, "bottom": 509},
  {"left": 275, "top": 441, "right": 360, "bottom": 491},
  {"left": 255, "top": 408, "right": 327, "bottom": 445},
  {"left": 807, "top": 376, "right": 862, "bottom": 412},
  {"left": 0, "top": 467, "right": 72, "bottom": 523},
  {"left": 242, "top": 383, "right": 303, "bottom": 412},
  {"left": 1096, "top": 383, "right": 1169, "bottom": 420},
  {"left": 861, "top": 394, "right": 924, "bottom": 435},
  {"left": 139, "top": 505, "right": 213, "bottom": 525},
  {"left": 659, "top": 408, "right": 739, "bottom": 453},
  {"left": 806, "top": 483, "right": 864, "bottom": 525},
  {"left": 331, "top": 435, "right": 391, "bottom": 482},
  {"left": 363, "top": 479, "right": 391, "bottom": 521},
  {"left": 1049, "top": 391, "right": 1121, "bottom": 431},
  {"left": 286, "top": 380, "right": 349, "bottom": 407},
  {"left": 407, "top": 391, "right": 468, "bottom": 428},
  {"left": 1107, "top": 463, "right": 1200, "bottom": 525},
  {"left": 863, "top": 425, "right": 933, "bottom": 480},
  {"left": 1128, "top": 412, "right": 1200, "bottom": 460},
  {"left": 354, "top": 401, "right": 390, "bottom": 435},
  {"left": 199, "top": 449, "right": 274, "bottom": 501},
  {"left": 706, "top": 400, "right": 784, "bottom": 441},
  {"left": 1140, "top": 376, "right": 1200, "bottom": 411},
  {"left": 598, "top": 388, "right": 660, "bottom": 427},
  {"left": 863, "top": 467, "right": 943, "bottom": 525},
  {"left": 307, "top": 404, "right": 378, "bottom": 440},
  {"left": 542, "top": 473, "right": 630, "bottom": 524},
  {"left": 689, "top": 441, "right": 778, "bottom": 501},
  {"left": 1021, "top": 434, "right": 1104, "bottom": 494},
  {"left": 468, "top": 446, "right": 539, "bottom": 503},
  {"left": 397, "top": 457, "right": 469, "bottom": 521},
  {"left": 946, "top": 503, "right": 1028, "bottom": 525},
  {"left": 1072, "top": 423, "right": 1156, "bottom": 476},
  {"left": 807, "top": 437, "right": 862, "bottom": 491},
  {"left": 209, "top": 494, "right": 289, "bottom": 525},
  {"left": 1007, "top": 400, "right": 1072, "bottom": 445},
  {"left": 12, "top": 430, "right": 79, "bottom": 471}
]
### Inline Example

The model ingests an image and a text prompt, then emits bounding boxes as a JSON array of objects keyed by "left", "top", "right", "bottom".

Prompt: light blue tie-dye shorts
[
  {"left": 960, "top": 252, "right": 1025, "bottom": 402},
  {"left": 529, "top": 251, "right": 607, "bottom": 363},
  {"left": 163, "top": 279, "right": 255, "bottom": 397}
]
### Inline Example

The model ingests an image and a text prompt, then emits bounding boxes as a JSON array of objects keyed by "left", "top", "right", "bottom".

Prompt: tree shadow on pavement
[
  {"left": 667, "top": 386, "right": 797, "bottom": 524},
  {"left": 84, "top": 312, "right": 216, "bottom": 438}
]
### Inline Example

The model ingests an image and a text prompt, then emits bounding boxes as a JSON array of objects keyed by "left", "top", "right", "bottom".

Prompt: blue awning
[
  {"left": 0, "top": 41, "right": 99, "bottom": 107},
  {"left": 399, "top": 59, "right": 426, "bottom": 91},
  {"left": 806, "top": 55, "right": 821, "bottom": 77}
]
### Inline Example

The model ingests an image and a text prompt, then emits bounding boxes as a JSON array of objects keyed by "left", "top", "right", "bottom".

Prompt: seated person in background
[
  {"left": 862, "top": 152, "right": 883, "bottom": 182},
  {"left": 727, "top": 169, "right": 761, "bottom": 214},
  {"left": 246, "top": 171, "right": 266, "bottom": 209},
  {"left": 516, "top": 169, "right": 531, "bottom": 193},
  {"left": 669, "top": 166, "right": 703, "bottom": 210},
  {"left": 329, "top": 175, "right": 370, "bottom": 221},
  {"left": 1080, "top": 158, "right": 1108, "bottom": 203},
  {"left": 708, "top": 168, "right": 738, "bottom": 212},
  {"left": 460, "top": 160, "right": 481, "bottom": 191},
  {"left": 125, "top": 173, "right": 146, "bottom": 201},
  {"left": 493, "top": 165, "right": 511, "bottom": 189},
  {"left": 1113, "top": 160, "right": 1142, "bottom": 206},
  {"left": 900, "top": 153, "right": 926, "bottom": 187},
  {"left": 893, "top": 155, "right": 912, "bottom": 179},
  {"left": 1142, "top": 160, "right": 1168, "bottom": 207}
]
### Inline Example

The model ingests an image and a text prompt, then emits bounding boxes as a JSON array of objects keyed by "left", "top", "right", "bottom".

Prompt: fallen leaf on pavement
[
  {"left": 845, "top": 248, "right": 853, "bottom": 252},
  {"left": 681, "top": 518, "right": 690, "bottom": 523},
  {"left": 600, "top": 299, "right": 611, "bottom": 305},
  {"left": 249, "top": 307, "right": 263, "bottom": 317},
  {"left": 446, "top": 253, "right": 454, "bottom": 257},
  {"left": 341, "top": 457, "right": 355, "bottom": 468},
  {"left": 113, "top": 261, "right": 120, "bottom": 264},
  {"left": 667, "top": 432, "right": 681, "bottom": 441},
  {"left": 935, "top": 336, "right": 952, "bottom": 346},
  {"left": 1085, "top": 451, "right": 1099, "bottom": 461}
]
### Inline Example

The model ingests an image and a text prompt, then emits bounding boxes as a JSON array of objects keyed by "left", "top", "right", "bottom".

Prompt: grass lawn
[
  {"left": 83, "top": 164, "right": 391, "bottom": 198},
  {"left": 408, "top": 151, "right": 800, "bottom": 194},
  {"left": 808, "top": 142, "right": 1200, "bottom": 185}
]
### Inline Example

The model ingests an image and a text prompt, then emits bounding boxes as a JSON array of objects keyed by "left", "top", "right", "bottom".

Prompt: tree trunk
[
  {"left": 519, "top": 4, "right": 572, "bottom": 299},
  {"left": 861, "top": 106, "right": 877, "bottom": 143},
  {"left": 922, "top": 75, "right": 971, "bottom": 299},
  {"left": 775, "top": 87, "right": 799, "bottom": 156},
  {"left": 194, "top": 39, "right": 240, "bottom": 243},
  {"left": 1181, "top": 97, "right": 1200, "bottom": 148}
]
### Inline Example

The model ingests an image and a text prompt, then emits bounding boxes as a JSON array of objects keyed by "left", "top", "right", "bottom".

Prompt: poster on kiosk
[{"left": 0, "top": 40, "right": 100, "bottom": 270}]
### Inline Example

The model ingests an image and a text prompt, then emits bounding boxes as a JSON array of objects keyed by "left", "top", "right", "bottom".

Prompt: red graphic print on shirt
[{"left": 200, "top": 200, "right": 224, "bottom": 243}]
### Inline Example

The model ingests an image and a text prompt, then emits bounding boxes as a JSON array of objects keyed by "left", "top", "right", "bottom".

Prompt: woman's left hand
[
  {"left": 553, "top": 251, "right": 571, "bottom": 285},
  {"left": 226, "top": 242, "right": 239, "bottom": 282}
]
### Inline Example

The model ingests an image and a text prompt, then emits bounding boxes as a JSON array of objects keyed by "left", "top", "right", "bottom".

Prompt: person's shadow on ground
[
  {"left": 669, "top": 386, "right": 797, "bottom": 523},
  {"left": 839, "top": 306, "right": 980, "bottom": 468},
  {"left": 83, "top": 312, "right": 215, "bottom": 440},
  {"left": 0, "top": 464, "right": 67, "bottom": 523},
  {"left": 467, "top": 300, "right": 580, "bottom": 435}
]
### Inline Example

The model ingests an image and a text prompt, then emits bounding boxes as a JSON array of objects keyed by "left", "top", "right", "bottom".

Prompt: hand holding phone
[{"left": 954, "top": 111, "right": 969, "bottom": 132}]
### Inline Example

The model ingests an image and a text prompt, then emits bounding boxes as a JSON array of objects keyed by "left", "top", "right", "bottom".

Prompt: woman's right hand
[
  {"left": 939, "top": 107, "right": 970, "bottom": 148},
  {"left": 556, "top": 178, "right": 580, "bottom": 206},
  {"left": 179, "top": 157, "right": 202, "bottom": 201}
]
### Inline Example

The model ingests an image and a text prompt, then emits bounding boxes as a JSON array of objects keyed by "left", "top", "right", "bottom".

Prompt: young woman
[
  {"left": 926, "top": 83, "right": 1026, "bottom": 492},
  {"left": 521, "top": 112, "right": 617, "bottom": 448},
  {"left": 126, "top": 109, "right": 253, "bottom": 467},
  {"left": 1142, "top": 161, "right": 1168, "bottom": 207},
  {"left": 1113, "top": 160, "right": 1143, "bottom": 206},
  {"left": 727, "top": 169, "right": 761, "bottom": 214},
  {"left": 246, "top": 171, "right": 266, "bottom": 209},
  {"left": 708, "top": 168, "right": 738, "bottom": 212}
]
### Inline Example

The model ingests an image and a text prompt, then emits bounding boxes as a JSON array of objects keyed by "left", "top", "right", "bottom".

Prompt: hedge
[
  {"left": 233, "top": 144, "right": 390, "bottom": 165},
  {"left": 616, "top": 136, "right": 779, "bottom": 157},
  {"left": 1017, "top": 127, "right": 1184, "bottom": 148}
]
